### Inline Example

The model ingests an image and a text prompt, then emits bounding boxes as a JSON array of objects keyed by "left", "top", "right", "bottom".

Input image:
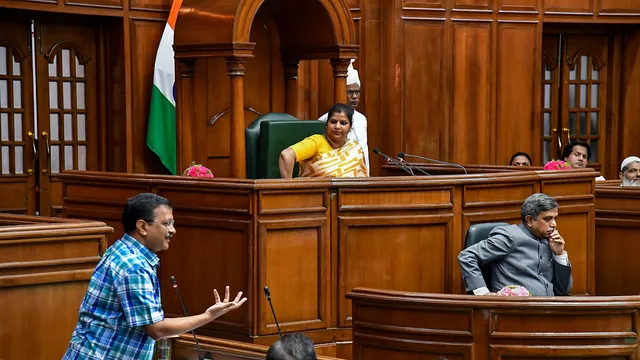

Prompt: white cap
[
  {"left": 346, "top": 59, "right": 360, "bottom": 86},
  {"left": 621, "top": 156, "right": 640, "bottom": 171}
]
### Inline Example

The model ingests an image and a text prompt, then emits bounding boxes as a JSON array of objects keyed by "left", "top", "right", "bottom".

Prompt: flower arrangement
[
  {"left": 497, "top": 285, "right": 531, "bottom": 297},
  {"left": 543, "top": 160, "right": 572, "bottom": 171},
  {"left": 182, "top": 161, "right": 214, "bottom": 178}
]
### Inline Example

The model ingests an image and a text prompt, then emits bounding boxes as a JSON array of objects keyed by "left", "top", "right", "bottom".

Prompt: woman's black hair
[{"left": 327, "top": 103, "right": 354, "bottom": 126}]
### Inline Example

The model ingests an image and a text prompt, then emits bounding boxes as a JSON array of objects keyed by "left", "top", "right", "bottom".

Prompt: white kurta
[{"left": 318, "top": 110, "right": 369, "bottom": 175}]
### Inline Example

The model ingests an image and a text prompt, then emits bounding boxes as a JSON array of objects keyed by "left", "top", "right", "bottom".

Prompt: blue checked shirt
[{"left": 63, "top": 234, "right": 164, "bottom": 359}]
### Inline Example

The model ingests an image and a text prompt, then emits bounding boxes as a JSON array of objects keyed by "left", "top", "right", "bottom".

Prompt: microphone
[
  {"left": 396, "top": 154, "right": 431, "bottom": 176},
  {"left": 373, "top": 148, "right": 415, "bottom": 176},
  {"left": 263, "top": 286, "right": 283, "bottom": 339},
  {"left": 170, "top": 276, "right": 203, "bottom": 360},
  {"left": 398, "top": 152, "right": 468, "bottom": 174}
]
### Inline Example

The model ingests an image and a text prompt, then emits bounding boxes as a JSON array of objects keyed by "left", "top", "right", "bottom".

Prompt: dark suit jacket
[{"left": 458, "top": 222, "right": 573, "bottom": 296}]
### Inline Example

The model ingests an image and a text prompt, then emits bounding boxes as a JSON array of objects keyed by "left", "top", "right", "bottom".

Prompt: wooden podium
[{"left": 58, "top": 169, "right": 597, "bottom": 356}]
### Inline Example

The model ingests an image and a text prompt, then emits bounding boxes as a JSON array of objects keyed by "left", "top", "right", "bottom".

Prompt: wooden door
[
  {"left": 542, "top": 33, "right": 610, "bottom": 168},
  {"left": 0, "top": 21, "right": 37, "bottom": 214},
  {"left": 36, "top": 22, "right": 99, "bottom": 216}
]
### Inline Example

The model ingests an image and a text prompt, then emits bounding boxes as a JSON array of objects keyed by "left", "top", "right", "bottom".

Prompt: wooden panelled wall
[{"left": 2, "top": 0, "right": 640, "bottom": 178}]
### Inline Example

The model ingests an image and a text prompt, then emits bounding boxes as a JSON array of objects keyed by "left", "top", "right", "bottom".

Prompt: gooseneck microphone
[
  {"left": 396, "top": 154, "right": 431, "bottom": 176},
  {"left": 170, "top": 276, "right": 203, "bottom": 360},
  {"left": 398, "top": 152, "right": 468, "bottom": 174},
  {"left": 373, "top": 148, "right": 415, "bottom": 176},
  {"left": 263, "top": 286, "right": 283, "bottom": 339}
]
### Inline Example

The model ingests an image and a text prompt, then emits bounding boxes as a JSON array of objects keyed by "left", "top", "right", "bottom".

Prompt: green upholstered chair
[
  {"left": 245, "top": 113, "right": 327, "bottom": 179},
  {"left": 245, "top": 113, "right": 297, "bottom": 179},
  {"left": 463, "top": 222, "right": 510, "bottom": 294}
]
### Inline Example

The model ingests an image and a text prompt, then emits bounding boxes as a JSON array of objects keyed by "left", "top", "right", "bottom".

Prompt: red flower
[
  {"left": 183, "top": 161, "right": 214, "bottom": 178},
  {"left": 544, "top": 160, "right": 572, "bottom": 171}
]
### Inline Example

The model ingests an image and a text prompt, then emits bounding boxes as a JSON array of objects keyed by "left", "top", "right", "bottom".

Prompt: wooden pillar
[
  {"left": 285, "top": 61, "right": 299, "bottom": 117},
  {"left": 226, "top": 57, "right": 247, "bottom": 178},
  {"left": 330, "top": 58, "right": 350, "bottom": 104},
  {"left": 177, "top": 59, "right": 195, "bottom": 174}
]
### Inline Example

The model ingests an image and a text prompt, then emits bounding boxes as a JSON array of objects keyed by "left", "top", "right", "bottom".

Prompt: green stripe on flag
[{"left": 147, "top": 86, "right": 177, "bottom": 175}]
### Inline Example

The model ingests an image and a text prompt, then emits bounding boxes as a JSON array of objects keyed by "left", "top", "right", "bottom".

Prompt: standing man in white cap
[
  {"left": 319, "top": 60, "right": 369, "bottom": 175},
  {"left": 620, "top": 156, "right": 640, "bottom": 186}
]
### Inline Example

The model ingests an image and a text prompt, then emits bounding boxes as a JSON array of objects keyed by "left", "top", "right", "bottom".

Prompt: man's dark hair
[
  {"left": 266, "top": 333, "right": 317, "bottom": 360},
  {"left": 121, "top": 193, "right": 172, "bottom": 235},
  {"left": 327, "top": 102, "right": 354, "bottom": 126},
  {"left": 561, "top": 141, "right": 591, "bottom": 161},
  {"left": 509, "top": 152, "right": 532, "bottom": 166}
]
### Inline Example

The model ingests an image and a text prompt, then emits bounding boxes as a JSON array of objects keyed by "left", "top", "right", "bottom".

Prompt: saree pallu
[{"left": 299, "top": 140, "right": 367, "bottom": 178}]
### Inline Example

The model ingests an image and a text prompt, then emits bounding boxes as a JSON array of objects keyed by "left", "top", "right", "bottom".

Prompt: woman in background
[{"left": 279, "top": 103, "right": 367, "bottom": 178}]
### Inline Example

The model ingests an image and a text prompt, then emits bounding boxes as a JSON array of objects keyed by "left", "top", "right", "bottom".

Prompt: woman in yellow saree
[{"left": 279, "top": 103, "right": 368, "bottom": 178}]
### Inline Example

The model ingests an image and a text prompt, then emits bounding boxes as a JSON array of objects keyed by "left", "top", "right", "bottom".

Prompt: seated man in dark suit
[
  {"left": 266, "top": 333, "right": 317, "bottom": 360},
  {"left": 458, "top": 193, "right": 572, "bottom": 296}
]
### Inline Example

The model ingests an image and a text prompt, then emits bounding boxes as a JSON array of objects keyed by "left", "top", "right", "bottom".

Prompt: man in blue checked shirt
[{"left": 63, "top": 193, "right": 247, "bottom": 359}]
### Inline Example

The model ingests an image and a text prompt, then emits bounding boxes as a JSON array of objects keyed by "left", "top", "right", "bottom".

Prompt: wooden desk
[
  {"left": 347, "top": 288, "right": 640, "bottom": 360},
  {"left": 0, "top": 214, "right": 113, "bottom": 360},
  {"left": 595, "top": 184, "right": 640, "bottom": 295},
  {"left": 58, "top": 169, "right": 596, "bottom": 355}
]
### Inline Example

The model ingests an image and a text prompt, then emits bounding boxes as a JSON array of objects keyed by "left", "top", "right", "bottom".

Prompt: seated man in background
[
  {"left": 458, "top": 193, "right": 572, "bottom": 296},
  {"left": 620, "top": 156, "right": 640, "bottom": 187},
  {"left": 510, "top": 152, "right": 532, "bottom": 166},
  {"left": 266, "top": 333, "right": 317, "bottom": 360},
  {"left": 562, "top": 141, "right": 605, "bottom": 180},
  {"left": 280, "top": 103, "right": 367, "bottom": 178}
]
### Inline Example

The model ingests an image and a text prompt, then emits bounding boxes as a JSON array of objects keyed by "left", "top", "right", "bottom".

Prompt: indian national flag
[{"left": 147, "top": 0, "right": 183, "bottom": 175}]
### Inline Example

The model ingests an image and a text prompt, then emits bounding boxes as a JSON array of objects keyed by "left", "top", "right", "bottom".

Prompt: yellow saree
[{"left": 297, "top": 137, "right": 367, "bottom": 178}]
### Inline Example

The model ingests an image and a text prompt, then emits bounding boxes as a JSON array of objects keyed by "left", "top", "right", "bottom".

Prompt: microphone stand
[
  {"left": 396, "top": 156, "right": 431, "bottom": 176},
  {"left": 399, "top": 152, "right": 468, "bottom": 174},
  {"left": 373, "top": 148, "right": 415, "bottom": 176},
  {"left": 170, "top": 276, "right": 203, "bottom": 360}
]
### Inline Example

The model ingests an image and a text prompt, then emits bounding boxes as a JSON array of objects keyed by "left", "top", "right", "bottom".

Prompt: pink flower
[
  {"left": 497, "top": 285, "right": 531, "bottom": 297},
  {"left": 544, "top": 160, "right": 572, "bottom": 171},
  {"left": 182, "top": 161, "right": 214, "bottom": 178}
]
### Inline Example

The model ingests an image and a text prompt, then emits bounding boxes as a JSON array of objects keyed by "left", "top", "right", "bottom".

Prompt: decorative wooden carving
[
  {"left": 330, "top": 58, "right": 351, "bottom": 77},
  {"left": 178, "top": 59, "right": 195, "bottom": 78},
  {"left": 566, "top": 49, "right": 606, "bottom": 71},
  {"left": 225, "top": 57, "right": 247, "bottom": 76}
]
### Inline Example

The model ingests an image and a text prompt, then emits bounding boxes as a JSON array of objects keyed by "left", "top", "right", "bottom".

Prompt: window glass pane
[
  {"left": 580, "top": 84, "right": 587, "bottom": 108},
  {"left": 77, "top": 114, "right": 86, "bottom": 141},
  {"left": 590, "top": 140, "right": 598, "bottom": 162},
  {"left": 0, "top": 47, "right": 6, "bottom": 75},
  {"left": 569, "top": 66, "right": 576, "bottom": 80},
  {"left": 62, "top": 49, "right": 71, "bottom": 77},
  {"left": 64, "top": 145, "right": 73, "bottom": 170},
  {"left": 49, "top": 82, "right": 58, "bottom": 109},
  {"left": 12, "top": 55, "right": 20, "bottom": 76},
  {"left": 579, "top": 112, "right": 587, "bottom": 136},
  {"left": 15, "top": 146, "right": 23, "bottom": 174},
  {"left": 14, "top": 113, "right": 22, "bottom": 141},
  {"left": 544, "top": 112, "right": 550, "bottom": 136},
  {"left": 48, "top": 56, "right": 57, "bottom": 77},
  {"left": 78, "top": 145, "right": 86, "bottom": 171},
  {"left": 569, "top": 85, "right": 576, "bottom": 108},
  {"left": 51, "top": 145, "right": 60, "bottom": 174},
  {"left": 0, "top": 113, "right": 8, "bottom": 141},
  {"left": 0, "top": 80, "right": 7, "bottom": 108},
  {"left": 76, "top": 83, "right": 85, "bottom": 110},
  {"left": 64, "top": 114, "right": 73, "bottom": 141},
  {"left": 63, "top": 82, "right": 71, "bottom": 109},
  {"left": 544, "top": 85, "right": 551, "bottom": 108},
  {"left": 591, "top": 84, "right": 599, "bottom": 107},
  {"left": 569, "top": 112, "right": 576, "bottom": 135},
  {"left": 590, "top": 113, "right": 598, "bottom": 136},
  {"left": 544, "top": 69, "right": 551, "bottom": 81},
  {"left": 13, "top": 80, "right": 21, "bottom": 108},
  {"left": 544, "top": 141, "right": 550, "bottom": 163},
  {"left": 592, "top": 68, "right": 599, "bottom": 81},
  {"left": 580, "top": 56, "right": 588, "bottom": 80},
  {"left": 75, "top": 56, "right": 84, "bottom": 78},
  {"left": 1, "top": 146, "right": 9, "bottom": 174},
  {"left": 50, "top": 114, "right": 59, "bottom": 141}
]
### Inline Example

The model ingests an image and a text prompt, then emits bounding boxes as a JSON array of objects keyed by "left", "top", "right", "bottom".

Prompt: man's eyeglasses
[
  {"left": 146, "top": 219, "right": 175, "bottom": 228},
  {"left": 347, "top": 90, "right": 360, "bottom": 96}
]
